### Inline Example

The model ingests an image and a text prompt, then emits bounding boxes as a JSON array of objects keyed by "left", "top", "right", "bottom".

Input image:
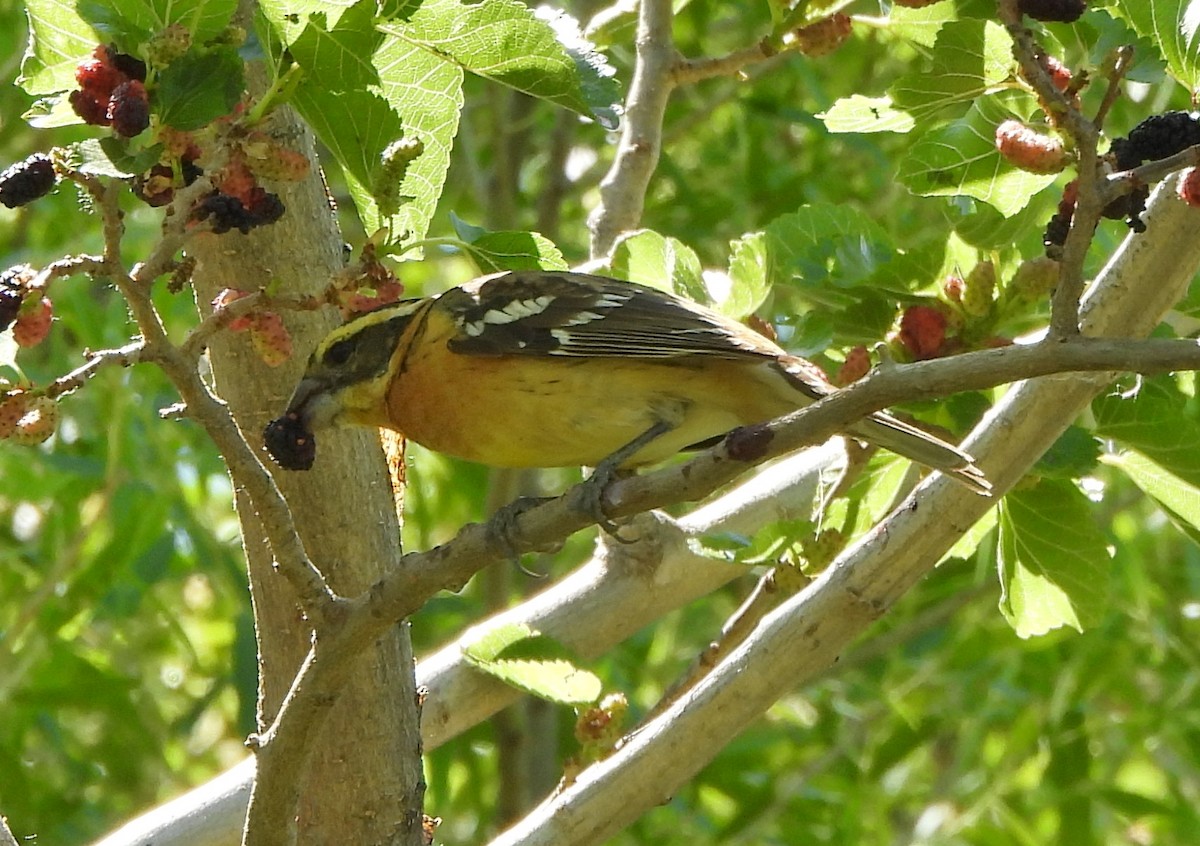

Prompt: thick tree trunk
[{"left": 188, "top": 105, "right": 424, "bottom": 844}]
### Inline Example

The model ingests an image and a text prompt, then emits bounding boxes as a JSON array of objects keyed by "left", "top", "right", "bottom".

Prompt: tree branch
[
  {"left": 84, "top": 444, "right": 843, "bottom": 846},
  {"left": 252, "top": 319, "right": 1200, "bottom": 835},
  {"left": 670, "top": 39, "right": 779, "bottom": 86},
  {"left": 998, "top": 0, "right": 1103, "bottom": 339},
  {"left": 482, "top": 172, "right": 1200, "bottom": 846},
  {"left": 587, "top": 0, "right": 676, "bottom": 258},
  {"left": 83, "top": 180, "right": 341, "bottom": 625}
]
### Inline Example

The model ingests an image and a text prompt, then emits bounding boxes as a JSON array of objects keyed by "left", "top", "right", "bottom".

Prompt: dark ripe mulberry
[
  {"left": 70, "top": 89, "right": 111, "bottom": 125},
  {"left": 0, "top": 286, "right": 22, "bottom": 333},
  {"left": 1043, "top": 211, "right": 1071, "bottom": 259},
  {"left": 1115, "top": 112, "right": 1200, "bottom": 170},
  {"left": 110, "top": 50, "right": 147, "bottom": 82},
  {"left": 108, "top": 80, "right": 150, "bottom": 137},
  {"left": 1099, "top": 176, "right": 1149, "bottom": 232},
  {"left": 0, "top": 154, "right": 57, "bottom": 208},
  {"left": 1017, "top": 0, "right": 1087, "bottom": 22},
  {"left": 191, "top": 189, "right": 285, "bottom": 234},
  {"left": 244, "top": 188, "right": 285, "bottom": 227},
  {"left": 264, "top": 413, "right": 316, "bottom": 470},
  {"left": 192, "top": 191, "right": 243, "bottom": 233}
]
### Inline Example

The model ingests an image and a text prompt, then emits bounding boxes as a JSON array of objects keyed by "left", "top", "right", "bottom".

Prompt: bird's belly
[{"left": 386, "top": 353, "right": 796, "bottom": 468}]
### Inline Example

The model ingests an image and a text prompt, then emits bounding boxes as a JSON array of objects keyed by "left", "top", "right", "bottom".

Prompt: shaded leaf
[
  {"left": 736, "top": 204, "right": 898, "bottom": 295},
  {"left": 155, "top": 47, "right": 244, "bottom": 130},
  {"left": 448, "top": 218, "right": 568, "bottom": 273},
  {"left": 1097, "top": 0, "right": 1200, "bottom": 90},
  {"left": 1093, "top": 376, "right": 1200, "bottom": 489},
  {"left": 1034, "top": 425, "right": 1101, "bottom": 480}
]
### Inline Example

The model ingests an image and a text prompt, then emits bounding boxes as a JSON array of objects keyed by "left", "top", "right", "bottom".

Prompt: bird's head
[{"left": 263, "top": 299, "right": 428, "bottom": 469}]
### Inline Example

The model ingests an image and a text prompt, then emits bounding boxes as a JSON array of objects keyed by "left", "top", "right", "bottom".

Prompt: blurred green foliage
[{"left": 2, "top": 0, "right": 1199, "bottom": 844}]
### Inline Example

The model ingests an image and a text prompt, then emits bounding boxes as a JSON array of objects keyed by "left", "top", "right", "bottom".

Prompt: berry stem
[{"left": 246, "top": 62, "right": 305, "bottom": 127}]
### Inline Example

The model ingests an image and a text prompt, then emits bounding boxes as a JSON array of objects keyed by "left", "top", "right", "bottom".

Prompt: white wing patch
[{"left": 462, "top": 294, "right": 556, "bottom": 336}]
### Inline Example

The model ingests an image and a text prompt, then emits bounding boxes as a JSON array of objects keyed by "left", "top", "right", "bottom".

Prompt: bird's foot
[{"left": 487, "top": 494, "right": 555, "bottom": 561}]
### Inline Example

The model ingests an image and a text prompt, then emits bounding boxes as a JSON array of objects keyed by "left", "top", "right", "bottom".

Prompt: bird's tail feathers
[{"left": 850, "top": 414, "right": 991, "bottom": 496}]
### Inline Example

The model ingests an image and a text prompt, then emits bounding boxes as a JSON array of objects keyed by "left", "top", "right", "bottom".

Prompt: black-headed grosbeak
[{"left": 266, "top": 271, "right": 988, "bottom": 494}]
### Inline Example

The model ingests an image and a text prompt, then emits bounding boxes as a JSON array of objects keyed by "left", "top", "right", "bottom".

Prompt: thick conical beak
[
  {"left": 262, "top": 377, "right": 341, "bottom": 471},
  {"left": 284, "top": 376, "right": 340, "bottom": 431}
]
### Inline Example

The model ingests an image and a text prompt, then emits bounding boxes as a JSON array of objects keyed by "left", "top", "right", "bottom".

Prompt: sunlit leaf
[{"left": 997, "top": 480, "right": 1112, "bottom": 638}]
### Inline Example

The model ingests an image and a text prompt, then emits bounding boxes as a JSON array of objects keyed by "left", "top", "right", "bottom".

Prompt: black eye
[{"left": 324, "top": 338, "right": 355, "bottom": 366}]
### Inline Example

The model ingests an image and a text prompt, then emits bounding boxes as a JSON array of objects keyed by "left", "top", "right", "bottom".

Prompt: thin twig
[
  {"left": 671, "top": 39, "right": 779, "bottom": 86},
  {"left": 998, "top": 0, "right": 1102, "bottom": 338},
  {"left": 1094, "top": 45, "right": 1135, "bottom": 130},
  {"left": 181, "top": 289, "right": 327, "bottom": 360},
  {"left": 82, "top": 179, "right": 342, "bottom": 627},
  {"left": 132, "top": 175, "right": 215, "bottom": 288},
  {"left": 26, "top": 254, "right": 106, "bottom": 291},
  {"left": 44, "top": 342, "right": 144, "bottom": 400},
  {"left": 1104, "top": 143, "right": 1200, "bottom": 204}
]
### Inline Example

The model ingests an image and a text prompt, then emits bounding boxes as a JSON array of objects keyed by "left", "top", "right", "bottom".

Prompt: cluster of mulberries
[
  {"left": 191, "top": 188, "right": 285, "bottom": 234},
  {"left": 0, "top": 154, "right": 57, "bottom": 208},
  {"left": 0, "top": 265, "right": 53, "bottom": 347},
  {"left": 70, "top": 45, "right": 150, "bottom": 137},
  {"left": 1098, "top": 111, "right": 1200, "bottom": 233},
  {"left": 212, "top": 288, "right": 294, "bottom": 367},
  {"left": 67, "top": 37, "right": 303, "bottom": 237},
  {"left": 1109, "top": 111, "right": 1200, "bottom": 172},
  {"left": 186, "top": 133, "right": 316, "bottom": 234}
]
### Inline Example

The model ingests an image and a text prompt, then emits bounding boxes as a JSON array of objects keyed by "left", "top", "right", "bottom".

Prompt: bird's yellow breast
[{"left": 383, "top": 345, "right": 801, "bottom": 468}]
